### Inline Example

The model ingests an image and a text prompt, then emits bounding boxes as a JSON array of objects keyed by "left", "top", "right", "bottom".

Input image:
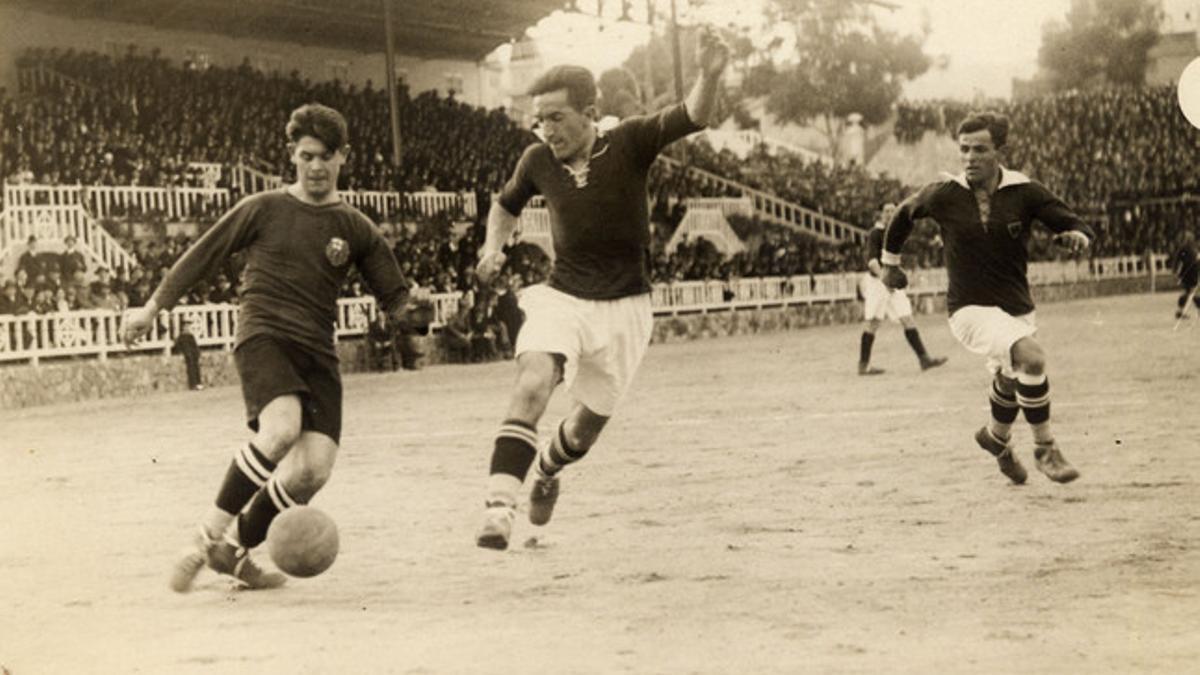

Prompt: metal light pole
[{"left": 382, "top": 0, "right": 403, "bottom": 167}]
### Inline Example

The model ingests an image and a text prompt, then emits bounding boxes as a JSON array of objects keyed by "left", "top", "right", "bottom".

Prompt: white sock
[{"left": 485, "top": 474, "right": 522, "bottom": 508}]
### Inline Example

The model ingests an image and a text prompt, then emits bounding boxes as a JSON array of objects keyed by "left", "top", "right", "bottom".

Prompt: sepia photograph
[{"left": 1, "top": 0, "right": 1197, "bottom": 672}]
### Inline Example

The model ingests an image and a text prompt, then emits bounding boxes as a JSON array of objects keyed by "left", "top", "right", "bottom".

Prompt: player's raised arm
[
  {"left": 123, "top": 198, "right": 258, "bottom": 346},
  {"left": 684, "top": 28, "right": 730, "bottom": 128}
]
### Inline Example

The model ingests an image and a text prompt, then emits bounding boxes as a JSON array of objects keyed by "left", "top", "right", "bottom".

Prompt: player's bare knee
[
  {"left": 1011, "top": 338, "right": 1046, "bottom": 376},
  {"left": 287, "top": 462, "right": 332, "bottom": 499}
]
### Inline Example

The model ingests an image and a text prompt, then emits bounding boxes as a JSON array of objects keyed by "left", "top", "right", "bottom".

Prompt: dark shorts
[{"left": 234, "top": 334, "right": 343, "bottom": 444}]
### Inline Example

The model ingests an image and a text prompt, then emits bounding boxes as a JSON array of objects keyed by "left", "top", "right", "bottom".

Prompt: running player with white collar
[
  {"left": 473, "top": 30, "right": 730, "bottom": 550},
  {"left": 881, "top": 112, "right": 1094, "bottom": 485}
]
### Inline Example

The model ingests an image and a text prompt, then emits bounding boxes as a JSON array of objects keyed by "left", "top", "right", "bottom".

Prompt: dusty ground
[{"left": 2, "top": 292, "right": 1198, "bottom": 675}]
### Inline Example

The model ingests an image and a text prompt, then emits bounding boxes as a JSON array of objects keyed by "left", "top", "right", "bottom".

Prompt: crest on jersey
[
  {"left": 1005, "top": 221, "right": 1022, "bottom": 239},
  {"left": 325, "top": 237, "right": 350, "bottom": 267}
]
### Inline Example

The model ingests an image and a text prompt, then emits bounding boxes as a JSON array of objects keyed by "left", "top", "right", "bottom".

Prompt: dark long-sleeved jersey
[
  {"left": 884, "top": 168, "right": 1094, "bottom": 316},
  {"left": 1172, "top": 241, "right": 1199, "bottom": 286},
  {"left": 498, "top": 103, "right": 704, "bottom": 300},
  {"left": 151, "top": 189, "right": 410, "bottom": 358}
]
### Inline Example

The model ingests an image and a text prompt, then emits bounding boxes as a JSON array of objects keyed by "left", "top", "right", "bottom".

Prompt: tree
[
  {"left": 751, "top": 0, "right": 931, "bottom": 161},
  {"left": 597, "top": 67, "right": 646, "bottom": 119},
  {"left": 1038, "top": 0, "right": 1161, "bottom": 90}
]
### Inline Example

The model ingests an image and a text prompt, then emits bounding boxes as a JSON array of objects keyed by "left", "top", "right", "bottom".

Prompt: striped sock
[
  {"left": 486, "top": 419, "right": 539, "bottom": 507},
  {"left": 536, "top": 420, "right": 589, "bottom": 477},
  {"left": 236, "top": 475, "right": 300, "bottom": 549},
  {"left": 1017, "top": 373, "right": 1053, "bottom": 445},
  {"left": 988, "top": 379, "right": 1020, "bottom": 441},
  {"left": 208, "top": 443, "right": 276, "bottom": 538}
]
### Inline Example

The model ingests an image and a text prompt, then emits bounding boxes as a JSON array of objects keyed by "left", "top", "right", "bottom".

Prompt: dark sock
[
  {"left": 489, "top": 419, "right": 539, "bottom": 481},
  {"left": 859, "top": 332, "right": 875, "bottom": 364},
  {"left": 1017, "top": 376, "right": 1050, "bottom": 425},
  {"left": 215, "top": 443, "right": 276, "bottom": 516},
  {"left": 236, "top": 475, "right": 299, "bottom": 549},
  {"left": 904, "top": 327, "right": 927, "bottom": 358},
  {"left": 988, "top": 379, "right": 1020, "bottom": 440}
]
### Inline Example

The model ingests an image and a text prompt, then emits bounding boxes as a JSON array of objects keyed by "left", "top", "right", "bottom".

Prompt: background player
[
  {"left": 472, "top": 30, "right": 729, "bottom": 550},
  {"left": 123, "top": 103, "right": 427, "bottom": 591},
  {"left": 1171, "top": 229, "right": 1200, "bottom": 321},
  {"left": 881, "top": 112, "right": 1093, "bottom": 485},
  {"left": 857, "top": 202, "right": 947, "bottom": 375}
]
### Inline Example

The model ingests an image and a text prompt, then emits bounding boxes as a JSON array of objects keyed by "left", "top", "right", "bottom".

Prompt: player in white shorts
[
  {"left": 881, "top": 112, "right": 1094, "bottom": 485},
  {"left": 857, "top": 203, "right": 946, "bottom": 375},
  {"left": 472, "top": 31, "right": 730, "bottom": 550}
]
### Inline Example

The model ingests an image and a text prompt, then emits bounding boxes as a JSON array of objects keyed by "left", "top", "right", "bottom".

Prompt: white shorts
[
  {"left": 515, "top": 284, "right": 654, "bottom": 417},
  {"left": 948, "top": 306, "right": 1037, "bottom": 377},
  {"left": 859, "top": 273, "right": 913, "bottom": 322}
]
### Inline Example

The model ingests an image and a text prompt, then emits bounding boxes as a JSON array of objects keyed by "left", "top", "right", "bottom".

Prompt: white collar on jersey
[
  {"left": 942, "top": 166, "right": 1032, "bottom": 191},
  {"left": 560, "top": 123, "right": 612, "bottom": 188}
]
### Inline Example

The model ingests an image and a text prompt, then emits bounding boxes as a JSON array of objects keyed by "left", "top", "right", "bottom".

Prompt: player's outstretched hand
[
  {"left": 881, "top": 264, "right": 908, "bottom": 290},
  {"left": 394, "top": 286, "right": 436, "bottom": 336},
  {"left": 475, "top": 250, "right": 507, "bottom": 285},
  {"left": 1053, "top": 231, "right": 1090, "bottom": 254},
  {"left": 696, "top": 27, "right": 730, "bottom": 78},
  {"left": 122, "top": 305, "right": 156, "bottom": 348}
]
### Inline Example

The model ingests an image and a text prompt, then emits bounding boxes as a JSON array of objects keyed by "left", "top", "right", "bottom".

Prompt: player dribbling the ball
[{"left": 124, "top": 103, "right": 429, "bottom": 591}]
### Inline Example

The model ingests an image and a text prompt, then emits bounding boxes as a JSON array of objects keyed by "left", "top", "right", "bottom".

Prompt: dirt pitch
[{"left": 2, "top": 292, "right": 1198, "bottom": 675}]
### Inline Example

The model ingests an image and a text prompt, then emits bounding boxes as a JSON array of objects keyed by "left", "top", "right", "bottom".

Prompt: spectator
[
  {"left": 440, "top": 293, "right": 474, "bottom": 363},
  {"left": 59, "top": 235, "right": 88, "bottom": 280},
  {"left": 17, "top": 236, "right": 51, "bottom": 280},
  {"left": 172, "top": 318, "right": 204, "bottom": 390},
  {"left": 366, "top": 311, "right": 399, "bottom": 372},
  {"left": 0, "top": 281, "right": 19, "bottom": 314},
  {"left": 492, "top": 273, "right": 523, "bottom": 356}
]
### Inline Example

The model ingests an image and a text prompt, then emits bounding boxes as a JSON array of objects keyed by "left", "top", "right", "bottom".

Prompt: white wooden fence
[
  {"left": 0, "top": 255, "right": 1167, "bottom": 365},
  {"left": 0, "top": 204, "right": 138, "bottom": 273}
]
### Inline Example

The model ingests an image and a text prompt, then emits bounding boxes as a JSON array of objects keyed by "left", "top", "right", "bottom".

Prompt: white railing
[
  {"left": 0, "top": 204, "right": 137, "bottom": 273},
  {"left": 667, "top": 208, "right": 746, "bottom": 255},
  {"left": 231, "top": 163, "right": 286, "bottom": 194},
  {"left": 87, "top": 185, "right": 231, "bottom": 221},
  {"left": 342, "top": 190, "right": 477, "bottom": 221},
  {"left": 516, "top": 208, "right": 554, "bottom": 259},
  {"left": 3, "top": 182, "right": 228, "bottom": 231},
  {"left": 684, "top": 196, "right": 754, "bottom": 219},
  {"left": 657, "top": 155, "right": 867, "bottom": 244},
  {"left": 0, "top": 255, "right": 1168, "bottom": 365}
]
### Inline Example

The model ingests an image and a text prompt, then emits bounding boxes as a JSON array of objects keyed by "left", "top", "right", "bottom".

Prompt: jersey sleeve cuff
[{"left": 880, "top": 251, "right": 902, "bottom": 266}]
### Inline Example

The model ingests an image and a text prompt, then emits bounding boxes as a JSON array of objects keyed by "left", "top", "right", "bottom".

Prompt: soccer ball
[{"left": 267, "top": 505, "right": 339, "bottom": 578}]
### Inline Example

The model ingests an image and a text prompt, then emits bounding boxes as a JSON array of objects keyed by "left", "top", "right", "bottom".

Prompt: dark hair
[
  {"left": 286, "top": 103, "right": 349, "bottom": 153},
  {"left": 526, "top": 65, "right": 597, "bottom": 111},
  {"left": 956, "top": 112, "right": 1009, "bottom": 148}
]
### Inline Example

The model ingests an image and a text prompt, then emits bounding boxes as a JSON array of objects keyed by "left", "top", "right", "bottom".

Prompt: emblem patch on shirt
[
  {"left": 325, "top": 237, "right": 350, "bottom": 267},
  {"left": 1005, "top": 221, "right": 1022, "bottom": 239}
]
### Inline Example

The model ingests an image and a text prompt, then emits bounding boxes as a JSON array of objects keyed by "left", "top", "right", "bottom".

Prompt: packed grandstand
[{"left": 0, "top": 36, "right": 1192, "bottom": 359}]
